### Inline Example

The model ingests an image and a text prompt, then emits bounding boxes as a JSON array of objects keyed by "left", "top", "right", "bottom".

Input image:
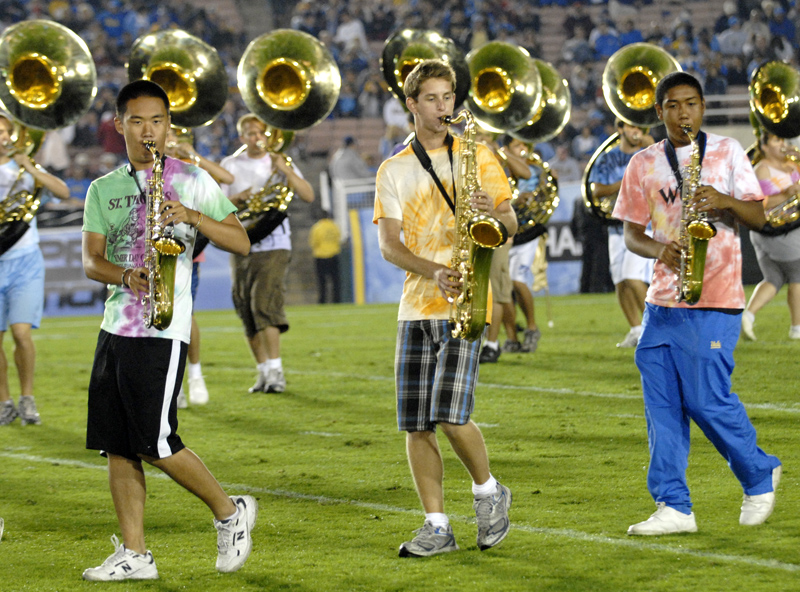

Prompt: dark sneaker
[
  {"left": 479, "top": 346, "right": 500, "bottom": 364},
  {"left": 501, "top": 340, "right": 522, "bottom": 353},
  {"left": 82, "top": 535, "right": 158, "bottom": 581},
  {"left": 399, "top": 521, "right": 459, "bottom": 557},
  {"left": 474, "top": 483, "right": 512, "bottom": 550},
  {"left": 521, "top": 329, "right": 541, "bottom": 353},
  {"left": 0, "top": 401, "right": 18, "bottom": 426},
  {"left": 215, "top": 495, "right": 258, "bottom": 573}
]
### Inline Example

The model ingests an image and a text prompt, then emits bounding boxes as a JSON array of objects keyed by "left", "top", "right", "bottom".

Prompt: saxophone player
[
  {"left": 0, "top": 112, "right": 70, "bottom": 427},
  {"left": 375, "top": 59, "right": 516, "bottom": 557},
  {"left": 81, "top": 80, "right": 255, "bottom": 580},
  {"left": 614, "top": 72, "right": 781, "bottom": 535}
]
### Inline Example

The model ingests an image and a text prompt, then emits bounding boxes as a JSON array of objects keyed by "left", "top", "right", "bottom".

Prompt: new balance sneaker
[
  {"left": 740, "top": 465, "right": 782, "bottom": 526},
  {"left": 176, "top": 387, "right": 188, "bottom": 409},
  {"left": 741, "top": 311, "right": 757, "bottom": 341},
  {"left": 264, "top": 368, "right": 286, "bottom": 393},
  {"left": 616, "top": 329, "right": 640, "bottom": 349},
  {"left": 474, "top": 483, "right": 512, "bottom": 550},
  {"left": 521, "top": 328, "right": 541, "bottom": 353},
  {"left": 215, "top": 495, "right": 258, "bottom": 573},
  {"left": 398, "top": 521, "right": 459, "bottom": 557},
  {"left": 188, "top": 375, "right": 209, "bottom": 405},
  {"left": 627, "top": 503, "right": 697, "bottom": 535},
  {"left": 82, "top": 535, "right": 158, "bottom": 581},
  {"left": 479, "top": 345, "right": 501, "bottom": 364},
  {"left": 501, "top": 339, "right": 522, "bottom": 353},
  {"left": 0, "top": 401, "right": 18, "bottom": 426},
  {"left": 18, "top": 396, "right": 41, "bottom": 426}
]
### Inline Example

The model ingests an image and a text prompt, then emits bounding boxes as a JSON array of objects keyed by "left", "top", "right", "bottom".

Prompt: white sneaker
[
  {"left": 176, "top": 387, "right": 188, "bottom": 409},
  {"left": 0, "top": 517, "right": 4, "bottom": 541},
  {"left": 82, "top": 535, "right": 158, "bottom": 581},
  {"left": 215, "top": 495, "right": 258, "bottom": 573},
  {"left": 264, "top": 368, "right": 286, "bottom": 393},
  {"left": 188, "top": 376, "right": 209, "bottom": 405},
  {"left": 18, "top": 395, "right": 41, "bottom": 425},
  {"left": 616, "top": 330, "right": 640, "bottom": 348},
  {"left": 627, "top": 503, "right": 698, "bottom": 535},
  {"left": 740, "top": 465, "right": 781, "bottom": 526},
  {"left": 248, "top": 372, "right": 266, "bottom": 393},
  {"left": 741, "top": 311, "right": 757, "bottom": 341},
  {"left": 789, "top": 326, "right": 800, "bottom": 340}
]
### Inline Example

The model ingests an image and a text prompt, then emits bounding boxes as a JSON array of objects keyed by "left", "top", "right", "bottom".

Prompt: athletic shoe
[
  {"left": 176, "top": 387, "right": 188, "bottom": 409},
  {"left": 18, "top": 396, "right": 41, "bottom": 426},
  {"left": 82, "top": 535, "right": 158, "bottom": 581},
  {"left": 188, "top": 376, "right": 209, "bottom": 405},
  {"left": 740, "top": 465, "right": 782, "bottom": 526},
  {"left": 521, "top": 328, "right": 541, "bottom": 353},
  {"left": 398, "top": 521, "right": 459, "bottom": 557},
  {"left": 264, "top": 368, "right": 286, "bottom": 393},
  {"left": 627, "top": 503, "right": 697, "bottom": 535},
  {"left": 215, "top": 495, "right": 258, "bottom": 573},
  {"left": 0, "top": 517, "right": 4, "bottom": 541},
  {"left": 248, "top": 372, "right": 266, "bottom": 393},
  {"left": 501, "top": 339, "right": 522, "bottom": 353},
  {"left": 616, "top": 330, "right": 640, "bottom": 348},
  {"left": 479, "top": 345, "right": 500, "bottom": 364},
  {"left": 789, "top": 327, "right": 800, "bottom": 340},
  {"left": 0, "top": 401, "right": 18, "bottom": 426},
  {"left": 474, "top": 483, "right": 512, "bottom": 550},
  {"left": 741, "top": 311, "right": 757, "bottom": 341}
]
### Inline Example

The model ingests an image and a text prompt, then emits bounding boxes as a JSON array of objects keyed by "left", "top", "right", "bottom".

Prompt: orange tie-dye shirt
[
  {"left": 613, "top": 132, "right": 763, "bottom": 309},
  {"left": 374, "top": 138, "right": 512, "bottom": 320}
]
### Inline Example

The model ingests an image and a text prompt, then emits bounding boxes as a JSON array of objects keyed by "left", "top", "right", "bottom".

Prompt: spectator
[
  {"left": 562, "top": 26, "right": 595, "bottom": 64},
  {"left": 591, "top": 20, "right": 623, "bottom": 60},
  {"left": 768, "top": 5, "right": 795, "bottom": 45},
  {"left": 714, "top": 0, "right": 739, "bottom": 34},
  {"left": 571, "top": 125, "right": 600, "bottom": 161},
  {"left": 619, "top": 18, "right": 644, "bottom": 46},
  {"left": 716, "top": 17, "right": 749, "bottom": 56},
  {"left": 563, "top": 2, "right": 595, "bottom": 38},
  {"left": 334, "top": 10, "right": 370, "bottom": 54},
  {"left": 329, "top": 136, "right": 373, "bottom": 181},
  {"left": 550, "top": 144, "right": 583, "bottom": 182}
]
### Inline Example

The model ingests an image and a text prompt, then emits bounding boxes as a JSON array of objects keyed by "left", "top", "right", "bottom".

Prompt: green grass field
[{"left": 1, "top": 292, "right": 798, "bottom": 591}]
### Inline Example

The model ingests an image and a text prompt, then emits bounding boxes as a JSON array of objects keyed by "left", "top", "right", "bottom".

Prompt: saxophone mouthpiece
[{"left": 440, "top": 116, "right": 453, "bottom": 125}]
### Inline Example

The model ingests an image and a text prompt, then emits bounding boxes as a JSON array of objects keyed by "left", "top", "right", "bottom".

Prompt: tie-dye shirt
[
  {"left": 374, "top": 137, "right": 512, "bottom": 320},
  {"left": 82, "top": 157, "right": 237, "bottom": 342},
  {"left": 613, "top": 132, "right": 762, "bottom": 309},
  {"left": 751, "top": 163, "right": 800, "bottom": 261}
]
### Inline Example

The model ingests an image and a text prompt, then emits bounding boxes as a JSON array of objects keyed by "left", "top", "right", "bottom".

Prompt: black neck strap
[
  {"left": 410, "top": 133, "right": 456, "bottom": 214},
  {"left": 664, "top": 131, "right": 707, "bottom": 189},
  {"left": 128, "top": 155, "right": 168, "bottom": 198}
]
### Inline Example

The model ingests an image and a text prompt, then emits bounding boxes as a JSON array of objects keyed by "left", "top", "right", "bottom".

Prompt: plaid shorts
[{"left": 395, "top": 320, "right": 482, "bottom": 432}]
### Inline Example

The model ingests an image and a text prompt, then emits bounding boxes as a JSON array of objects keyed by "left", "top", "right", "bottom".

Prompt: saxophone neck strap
[
  {"left": 128, "top": 155, "right": 168, "bottom": 198},
  {"left": 411, "top": 133, "right": 456, "bottom": 214},
  {"left": 664, "top": 130, "right": 707, "bottom": 189}
]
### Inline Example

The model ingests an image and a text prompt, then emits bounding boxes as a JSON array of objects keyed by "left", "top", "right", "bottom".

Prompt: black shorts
[{"left": 86, "top": 330, "right": 187, "bottom": 461}]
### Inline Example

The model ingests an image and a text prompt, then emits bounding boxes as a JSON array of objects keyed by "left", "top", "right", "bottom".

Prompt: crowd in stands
[{"left": 3, "top": 0, "right": 800, "bottom": 203}]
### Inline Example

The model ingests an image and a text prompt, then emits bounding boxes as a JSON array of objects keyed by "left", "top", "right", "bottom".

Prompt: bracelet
[
  {"left": 194, "top": 212, "right": 204, "bottom": 229},
  {"left": 192, "top": 154, "right": 201, "bottom": 165},
  {"left": 121, "top": 268, "right": 131, "bottom": 287}
]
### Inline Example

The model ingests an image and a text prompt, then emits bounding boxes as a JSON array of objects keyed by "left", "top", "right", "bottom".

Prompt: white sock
[
  {"left": 188, "top": 362, "right": 202, "bottom": 380},
  {"left": 257, "top": 361, "right": 269, "bottom": 375},
  {"left": 484, "top": 341, "right": 499, "bottom": 350},
  {"left": 220, "top": 505, "right": 240, "bottom": 523},
  {"left": 267, "top": 357, "right": 282, "bottom": 371},
  {"left": 425, "top": 512, "right": 449, "bottom": 528},
  {"left": 791, "top": 324, "right": 800, "bottom": 332},
  {"left": 743, "top": 310, "right": 755, "bottom": 323},
  {"left": 631, "top": 325, "right": 643, "bottom": 336},
  {"left": 472, "top": 475, "right": 498, "bottom": 497}
]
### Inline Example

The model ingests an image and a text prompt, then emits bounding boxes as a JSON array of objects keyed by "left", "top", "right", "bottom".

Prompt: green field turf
[{"left": 1, "top": 292, "right": 798, "bottom": 591}]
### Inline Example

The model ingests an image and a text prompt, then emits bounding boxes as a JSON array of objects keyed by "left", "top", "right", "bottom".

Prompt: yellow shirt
[
  {"left": 374, "top": 138, "right": 512, "bottom": 321},
  {"left": 309, "top": 218, "right": 342, "bottom": 258}
]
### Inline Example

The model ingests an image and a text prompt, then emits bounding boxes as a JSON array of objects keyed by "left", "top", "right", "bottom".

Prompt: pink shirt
[{"left": 613, "top": 132, "right": 763, "bottom": 309}]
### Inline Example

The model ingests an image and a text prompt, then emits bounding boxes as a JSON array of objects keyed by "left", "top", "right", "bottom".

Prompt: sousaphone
[
  {"left": 583, "top": 43, "right": 680, "bottom": 220},
  {"left": 0, "top": 20, "right": 97, "bottom": 254}
]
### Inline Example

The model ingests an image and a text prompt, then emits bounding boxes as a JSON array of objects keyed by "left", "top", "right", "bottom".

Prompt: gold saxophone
[
  {"left": 677, "top": 127, "right": 716, "bottom": 305},
  {"left": 142, "top": 141, "right": 186, "bottom": 330},
  {"left": 444, "top": 110, "right": 509, "bottom": 341}
]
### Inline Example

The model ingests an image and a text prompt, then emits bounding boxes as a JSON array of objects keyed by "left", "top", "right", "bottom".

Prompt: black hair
[
  {"left": 115, "top": 80, "right": 170, "bottom": 117},
  {"left": 655, "top": 71, "right": 704, "bottom": 107}
]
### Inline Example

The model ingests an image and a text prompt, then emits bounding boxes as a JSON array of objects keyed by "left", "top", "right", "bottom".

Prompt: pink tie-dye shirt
[
  {"left": 374, "top": 138, "right": 512, "bottom": 321},
  {"left": 613, "top": 132, "right": 763, "bottom": 309}
]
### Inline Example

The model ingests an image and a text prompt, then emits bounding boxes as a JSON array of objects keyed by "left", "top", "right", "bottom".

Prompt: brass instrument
[
  {"left": 142, "top": 142, "right": 185, "bottom": 330},
  {"left": 509, "top": 59, "right": 571, "bottom": 145},
  {"left": 128, "top": 29, "right": 228, "bottom": 131},
  {"left": 0, "top": 20, "right": 96, "bottom": 254},
  {"left": 677, "top": 126, "right": 716, "bottom": 305},
  {"left": 444, "top": 110, "right": 509, "bottom": 341},
  {"left": 503, "top": 147, "right": 559, "bottom": 232},
  {"left": 584, "top": 43, "right": 680, "bottom": 220},
  {"left": 748, "top": 61, "right": 800, "bottom": 235},
  {"left": 381, "top": 28, "right": 470, "bottom": 106},
  {"left": 464, "top": 41, "right": 542, "bottom": 133},
  {"left": 237, "top": 29, "right": 341, "bottom": 131}
]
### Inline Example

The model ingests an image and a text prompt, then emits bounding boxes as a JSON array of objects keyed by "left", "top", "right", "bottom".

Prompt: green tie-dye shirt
[{"left": 82, "top": 157, "right": 236, "bottom": 342}]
